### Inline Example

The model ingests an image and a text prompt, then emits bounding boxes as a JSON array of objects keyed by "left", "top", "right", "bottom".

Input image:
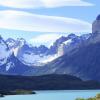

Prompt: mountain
[
  {"left": 47, "top": 34, "right": 77, "bottom": 55},
  {"left": 0, "top": 37, "right": 38, "bottom": 75},
  {"left": 42, "top": 32, "right": 100, "bottom": 81},
  {"left": 47, "top": 33, "right": 91, "bottom": 56},
  {"left": 0, "top": 32, "right": 100, "bottom": 82},
  {"left": 5, "top": 33, "right": 90, "bottom": 67},
  {"left": 0, "top": 53, "right": 36, "bottom": 75},
  {"left": 0, "top": 15, "right": 100, "bottom": 90},
  {"left": 0, "top": 36, "right": 11, "bottom": 66},
  {"left": 6, "top": 38, "right": 50, "bottom": 66},
  {"left": 0, "top": 33, "right": 91, "bottom": 75},
  {"left": 92, "top": 14, "right": 100, "bottom": 33},
  {"left": 0, "top": 74, "right": 100, "bottom": 91},
  {"left": 16, "top": 44, "right": 49, "bottom": 66},
  {"left": 6, "top": 38, "right": 16, "bottom": 49}
]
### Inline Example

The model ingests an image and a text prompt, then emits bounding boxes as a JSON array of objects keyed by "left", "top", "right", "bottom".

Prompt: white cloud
[
  {"left": 0, "top": 0, "right": 94, "bottom": 9},
  {"left": 29, "top": 34, "right": 66, "bottom": 47},
  {"left": 0, "top": 10, "right": 92, "bottom": 33}
]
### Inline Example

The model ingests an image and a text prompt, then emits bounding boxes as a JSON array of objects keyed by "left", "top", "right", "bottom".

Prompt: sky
[{"left": 0, "top": 0, "right": 99, "bottom": 47}]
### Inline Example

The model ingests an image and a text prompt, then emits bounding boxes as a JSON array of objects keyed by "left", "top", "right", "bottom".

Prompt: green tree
[
  {"left": 76, "top": 98, "right": 85, "bottom": 100},
  {"left": 87, "top": 97, "right": 96, "bottom": 100},
  {"left": 96, "top": 94, "right": 100, "bottom": 99}
]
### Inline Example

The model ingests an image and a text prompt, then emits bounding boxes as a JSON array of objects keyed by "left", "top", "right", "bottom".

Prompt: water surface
[{"left": 1, "top": 90, "right": 100, "bottom": 100}]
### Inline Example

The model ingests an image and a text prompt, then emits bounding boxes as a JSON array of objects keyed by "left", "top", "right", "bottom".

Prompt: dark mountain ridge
[{"left": 0, "top": 74, "right": 100, "bottom": 91}]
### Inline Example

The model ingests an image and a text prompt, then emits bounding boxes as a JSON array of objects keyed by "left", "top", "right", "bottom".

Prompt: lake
[{"left": 1, "top": 90, "right": 100, "bottom": 100}]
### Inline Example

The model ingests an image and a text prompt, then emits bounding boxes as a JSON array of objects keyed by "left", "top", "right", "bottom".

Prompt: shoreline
[{"left": 0, "top": 90, "right": 36, "bottom": 97}]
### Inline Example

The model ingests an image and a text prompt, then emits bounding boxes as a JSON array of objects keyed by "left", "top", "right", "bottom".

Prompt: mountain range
[
  {"left": 0, "top": 33, "right": 91, "bottom": 75},
  {"left": 0, "top": 15, "right": 100, "bottom": 82},
  {"left": 0, "top": 74, "right": 100, "bottom": 91}
]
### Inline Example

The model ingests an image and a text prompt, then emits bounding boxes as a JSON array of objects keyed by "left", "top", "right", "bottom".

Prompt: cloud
[
  {"left": 0, "top": 0, "right": 94, "bottom": 9},
  {"left": 0, "top": 10, "right": 92, "bottom": 33},
  {"left": 29, "top": 34, "right": 66, "bottom": 47}
]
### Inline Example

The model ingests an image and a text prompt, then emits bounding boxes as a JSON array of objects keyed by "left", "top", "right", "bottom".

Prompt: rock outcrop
[{"left": 92, "top": 15, "right": 100, "bottom": 33}]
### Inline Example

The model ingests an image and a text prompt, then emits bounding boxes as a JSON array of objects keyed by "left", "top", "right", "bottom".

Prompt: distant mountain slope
[
  {"left": 0, "top": 74, "right": 100, "bottom": 91},
  {"left": 0, "top": 53, "right": 34, "bottom": 75},
  {"left": 0, "top": 33, "right": 91, "bottom": 74},
  {"left": 0, "top": 32, "right": 100, "bottom": 82},
  {"left": 0, "top": 36, "right": 11, "bottom": 66},
  {"left": 43, "top": 33, "right": 100, "bottom": 81}
]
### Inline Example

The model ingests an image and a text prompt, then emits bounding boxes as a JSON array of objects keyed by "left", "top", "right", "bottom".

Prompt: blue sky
[{"left": 0, "top": 0, "right": 99, "bottom": 46}]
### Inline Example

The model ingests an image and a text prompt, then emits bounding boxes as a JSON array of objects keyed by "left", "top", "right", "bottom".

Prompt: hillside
[
  {"left": 0, "top": 74, "right": 100, "bottom": 91},
  {"left": 45, "top": 38, "right": 100, "bottom": 81}
]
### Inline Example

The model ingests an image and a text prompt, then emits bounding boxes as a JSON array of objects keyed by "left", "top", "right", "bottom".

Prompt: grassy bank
[
  {"left": 76, "top": 93, "right": 100, "bottom": 100},
  {"left": 0, "top": 90, "right": 36, "bottom": 97}
]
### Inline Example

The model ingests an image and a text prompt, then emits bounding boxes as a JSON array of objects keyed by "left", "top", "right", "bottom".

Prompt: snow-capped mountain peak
[
  {"left": 0, "top": 33, "right": 91, "bottom": 73},
  {"left": 67, "top": 33, "right": 78, "bottom": 39},
  {"left": 63, "top": 39, "right": 72, "bottom": 45},
  {"left": 0, "top": 36, "right": 11, "bottom": 66}
]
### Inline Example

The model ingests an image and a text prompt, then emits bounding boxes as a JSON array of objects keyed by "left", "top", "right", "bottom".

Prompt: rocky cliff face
[{"left": 92, "top": 15, "right": 100, "bottom": 33}]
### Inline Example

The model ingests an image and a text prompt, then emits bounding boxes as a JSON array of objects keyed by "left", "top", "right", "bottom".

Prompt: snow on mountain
[
  {"left": 0, "top": 33, "right": 91, "bottom": 69},
  {"left": 44, "top": 32, "right": 100, "bottom": 81},
  {"left": 18, "top": 52, "right": 60, "bottom": 66},
  {"left": 6, "top": 38, "right": 16, "bottom": 48},
  {"left": 15, "top": 43, "right": 49, "bottom": 66},
  {"left": 80, "top": 33, "right": 91, "bottom": 40},
  {"left": 0, "top": 32, "right": 92, "bottom": 76},
  {"left": 5, "top": 38, "right": 51, "bottom": 66},
  {"left": 6, "top": 33, "right": 91, "bottom": 66},
  {"left": 0, "top": 36, "right": 11, "bottom": 66},
  {"left": 39, "top": 54, "right": 60, "bottom": 64},
  {"left": 6, "top": 62, "right": 15, "bottom": 71},
  {"left": 63, "top": 39, "right": 72, "bottom": 45},
  {"left": 6, "top": 38, "right": 26, "bottom": 56}
]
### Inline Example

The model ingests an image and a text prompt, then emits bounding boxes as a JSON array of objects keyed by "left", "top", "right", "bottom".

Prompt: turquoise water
[{"left": 1, "top": 90, "right": 100, "bottom": 100}]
